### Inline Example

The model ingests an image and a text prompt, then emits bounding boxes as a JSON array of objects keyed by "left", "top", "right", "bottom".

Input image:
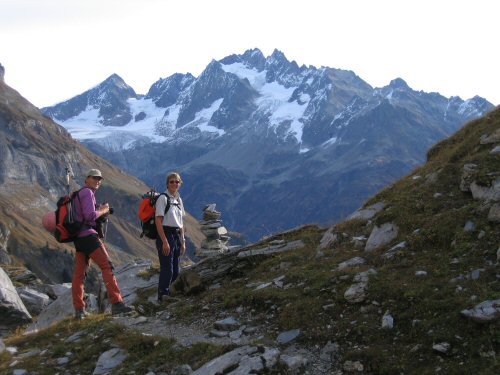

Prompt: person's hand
[
  {"left": 162, "top": 241, "right": 171, "bottom": 256},
  {"left": 100, "top": 203, "right": 110, "bottom": 215}
]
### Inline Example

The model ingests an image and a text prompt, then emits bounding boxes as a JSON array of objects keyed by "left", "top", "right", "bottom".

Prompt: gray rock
[
  {"left": 347, "top": 202, "right": 385, "bottom": 222},
  {"left": 343, "top": 360, "right": 364, "bottom": 372},
  {"left": 16, "top": 287, "right": 50, "bottom": 315},
  {"left": 318, "top": 227, "right": 338, "bottom": 250},
  {"left": 171, "top": 364, "right": 193, "bottom": 375},
  {"left": 191, "top": 346, "right": 258, "bottom": 375},
  {"left": 93, "top": 348, "right": 128, "bottom": 375},
  {"left": 0, "top": 338, "right": 4, "bottom": 354},
  {"left": 491, "top": 145, "right": 500, "bottom": 154},
  {"left": 381, "top": 311, "right": 394, "bottom": 329},
  {"left": 210, "top": 330, "right": 228, "bottom": 338},
  {"left": 487, "top": 203, "right": 500, "bottom": 223},
  {"left": 353, "top": 269, "right": 377, "bottom": 283},
  {"left": 171, "top": 270, "right": 203, "bottom": 295},
  {"left": 463, "top": 220, "right": 476, "bottom": 232},
  {"left": 214, "top": 317, "right": 240, "bottom": 331},
  {"left": 0, "top": 266, "right": 32, "bottom": 330},
  {"left": 470, "top": 269, "right": 483, "bottom": 280},
  {"left": 276, "top": 328, "right": 300, "bottom": 345},
  {"left": 114, "top": 260, "right": 158, "bottom": 306},
  {"left": 320, "top": 341, "right": 340, "bottom": 362},
  {"left": 26, "top": 288, "right": 97, "bottom": 333},
  {"left": 237, "top": 240, "right": 305, "bottom": 257},
  {"left": 48, "top": 283, "right": 72, "bottom": 297},
  {"left": 382, "top": 241, "right": 407, "bottom": 259},
  {"left": 279, "top": 354, "right": 308, "bottom": 373},
  {"left": 461, "top": 299, "right": 500, "bottom": 323},
  {"left": 201, "top": 227, "right": 228, "bottom": 237},
  {"left": 57, "top": 356, "right": 69, "bottom": 365},
  {"left": 432, "top": 342, "right": 451, "bottom": 354},
  {"left": 365, "top": 223, "right": 399, "bottom": 252},
  {"left": 229, "top": 329, "right": 243, "bottom": 340},
  {"left": 480, "top": 129, "right": 500, "bottom": 144},
  {"left": 64, "top": 331, "right": 86, "bottom": 344},
  {"left": 344, "top": 269, "right": 377, "bottom": 304},
  {"left": 337, "top": 256, "right": 366, "bottom": 271},
  {"left": 470, "top": 179, "right": 500, "bottom": 201},
  {"left": 344, "top": 282, "right": 367, "bottom": 304}
]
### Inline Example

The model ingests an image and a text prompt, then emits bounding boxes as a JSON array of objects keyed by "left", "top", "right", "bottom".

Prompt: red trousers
[{"left": 72, "top": 243, "right": 123, "bottom": 310}]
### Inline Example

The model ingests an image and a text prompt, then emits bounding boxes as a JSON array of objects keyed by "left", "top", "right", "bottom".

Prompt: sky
[{"left": 1, "top": 0, "right": 499, "bottom": 108}]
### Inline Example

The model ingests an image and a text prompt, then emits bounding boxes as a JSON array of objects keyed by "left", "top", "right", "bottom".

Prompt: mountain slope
[
  {"left": 2, "top": 107, "right": 498, "bottom": 374},
  {"left": 0, "top": 74, "right": 202, "bottom": 283},
  {"left": 42, "top": 48, "right": 495, "bottom": 241}
]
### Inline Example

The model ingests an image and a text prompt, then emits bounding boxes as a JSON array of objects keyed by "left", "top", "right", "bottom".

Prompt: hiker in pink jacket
[{"left": 71, "top": 168, "right": 132, "bottom": 319}]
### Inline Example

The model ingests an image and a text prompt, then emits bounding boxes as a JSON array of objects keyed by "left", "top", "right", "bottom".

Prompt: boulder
[
  {"left": 114, "top": 260, "right": 158, "bottom": 305},
  {"left": 25, "top": 288, "right": 97, "bottom": 333},
  {"left": 93, "top": 348, "right": 128, "bottom": 375},
  {"left": 487, "top": 203, "right": 500, "bottom": 223},
  {"left": 0, "top": 266, "right": 32, "bottom": 332},
  {"left": 318, "top": 227, "right": 338, "bottom": 250},
  {"left": 470, "top": 179, "right": 500, "bottom": 201},
  {"left": 170, "top": 270, "right": 203, "bottom": 295},
  {"left": 480, "top": 129, "right": 500, "bottom": 144},
  {"left": 365, "top": 223, "right": 399, "bottom": 252},
  {"left": 16, "top": 287, "right": 50, "bottom": 315},
  {"left": 461, "top": 299, "right": 500, "bottom": 323},
  {"left": 347, "top": 202, "right": 385, "bottom": 222}
]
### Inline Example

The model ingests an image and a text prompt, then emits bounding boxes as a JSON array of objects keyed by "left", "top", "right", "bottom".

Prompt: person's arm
[
  {"left": 155, "top": 195, "right": 170, "bottom": 256},
  {"left": 180, "top": 227, "right": 186, "bottom": 255}
]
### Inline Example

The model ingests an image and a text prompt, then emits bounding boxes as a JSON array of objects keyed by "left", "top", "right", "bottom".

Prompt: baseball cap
[{"left": 87, "top": 169, "right": 103, "bottom": 178}]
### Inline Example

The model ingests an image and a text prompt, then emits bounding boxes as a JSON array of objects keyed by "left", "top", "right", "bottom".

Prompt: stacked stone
[{"left": 197, "top": 204, "right": 230, "bottom": 257}]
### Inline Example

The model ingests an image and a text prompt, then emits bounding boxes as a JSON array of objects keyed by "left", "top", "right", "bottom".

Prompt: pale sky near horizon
[{"left": 1, "top": 0, "right": 499, "bottom": 108}]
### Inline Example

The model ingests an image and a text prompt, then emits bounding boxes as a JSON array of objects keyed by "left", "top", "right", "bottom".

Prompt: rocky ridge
[{"left": 41, "top": 49, "right": 496, "bottom": 241}]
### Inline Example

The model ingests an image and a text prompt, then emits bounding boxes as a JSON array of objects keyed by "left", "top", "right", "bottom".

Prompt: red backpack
[
  {"left": 54, "top": 189, "right": 84, "bottom": 243},
  {"left": 138, "top": 190, "right": 170, "bottom": 239}
]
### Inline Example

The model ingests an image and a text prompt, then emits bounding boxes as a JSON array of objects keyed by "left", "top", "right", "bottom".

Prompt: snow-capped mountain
[{"left": 42, "top": 48, "right": 495, "bottom": 240}]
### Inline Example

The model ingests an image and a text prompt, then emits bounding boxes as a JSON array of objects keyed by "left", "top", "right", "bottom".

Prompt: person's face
[
  {"left": 86, "top": 175, "right": 103, "bottom": 190},
  {"left": 167, "top": 178, "right": 181, "bottom": 194}
]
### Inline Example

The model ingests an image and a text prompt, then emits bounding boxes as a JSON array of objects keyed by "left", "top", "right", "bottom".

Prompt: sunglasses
[
  {"left": 169, "top": 180, "right": 180, "bottom": 184},
  {"left": 90, "top": 176, "right": 103, "bottom": 181}
]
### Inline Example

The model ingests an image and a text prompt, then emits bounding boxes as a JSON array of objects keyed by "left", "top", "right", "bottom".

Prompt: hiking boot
[
  {"left": 111, "top": 302, "right": 133, "bottom": 315},
  {"left": 74, "top": 309, "right": 89, "bottom": 320}
]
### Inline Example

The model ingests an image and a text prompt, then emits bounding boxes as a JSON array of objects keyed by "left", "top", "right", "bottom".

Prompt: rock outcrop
[{"left": 0, "top": 266, "right": 32, "bottom": 335}]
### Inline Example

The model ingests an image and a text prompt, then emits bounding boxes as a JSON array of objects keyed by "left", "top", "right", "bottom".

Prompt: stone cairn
[{"left": 197, "top": 204, "right": 230, "bottom": 257}]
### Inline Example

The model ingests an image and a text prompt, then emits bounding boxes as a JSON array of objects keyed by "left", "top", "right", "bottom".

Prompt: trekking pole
[{"left": 65, "top": 166, "right": 72, "bottom": 195}]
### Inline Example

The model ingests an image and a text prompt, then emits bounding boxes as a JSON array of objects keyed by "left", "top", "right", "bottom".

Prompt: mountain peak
[
  {"left": 268, "top": 49, "right": 289, "bottom": 65},
  {"left": 389, "top": 78, "right": 410, "bottom": 90}
]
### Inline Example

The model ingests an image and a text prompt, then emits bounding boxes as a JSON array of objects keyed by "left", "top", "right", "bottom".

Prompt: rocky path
[{"left": 111, "top": 300, "right": 335, "bottom": 375}]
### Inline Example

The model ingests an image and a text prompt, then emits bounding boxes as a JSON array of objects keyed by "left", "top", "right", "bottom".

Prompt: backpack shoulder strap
[{"left": 158, "top": 193, "right": 170, "bottom": 215}]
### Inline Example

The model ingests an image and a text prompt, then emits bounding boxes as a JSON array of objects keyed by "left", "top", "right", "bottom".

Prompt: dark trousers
[{"left": 155, "top": 227, "right": 181, "bottom": 299}]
